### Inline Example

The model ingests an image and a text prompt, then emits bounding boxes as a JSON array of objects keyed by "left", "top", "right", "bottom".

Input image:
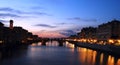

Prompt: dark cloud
[
  {"left": 59, "top": 30, "right": 76, "bottom": 36},
  {"left": 0, "top": 7, "right": 24, "bottom": 14},
  {"left": 0, "top": 7, "right": 14, "bottom": 11},
  {"left": 0, "top": 13, "right": 21, "bottom": 18},
  {"left": 34, "top": 24, "right": 57, "bottom": 28},
  {"left": 67, "top": 17, "right": 97, "bottom": 22},
  {"left": 0, "top": 20, "right": 8, "bottom": 22},
  {"left": 68, "top": 17, "right": 81, "bottom": 20},
  {"left": 55, "top": 23, "right": 67, "bottom": 25},
  {"left": 0, "top": 13, "right": 35, "bottom": 18},
  {"left": 0, "top": 7, "right": 50, "bottom": 16},
  {"left": 28, "top": 12, "right": 52, "bottom": 16}
]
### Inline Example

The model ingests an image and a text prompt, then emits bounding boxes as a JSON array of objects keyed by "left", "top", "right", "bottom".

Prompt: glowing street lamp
[
  {"left": 118, "top": 40, "right": 120, "bottom": 43},
  {"left": 0, "top": 40, "right": 3, "bottom": 43},
  {"left": 108, "top": 39, "right": 114, "bottom": 44}
]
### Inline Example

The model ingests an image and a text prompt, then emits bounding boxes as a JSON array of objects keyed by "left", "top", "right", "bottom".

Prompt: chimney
[{"left": 10, "top": 20, "right": 13, "bottom": 29}]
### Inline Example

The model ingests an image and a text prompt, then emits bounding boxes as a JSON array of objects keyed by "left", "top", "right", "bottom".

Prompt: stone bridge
[{"left": 41, "top": 38, "right": 66, "bottom": 46}]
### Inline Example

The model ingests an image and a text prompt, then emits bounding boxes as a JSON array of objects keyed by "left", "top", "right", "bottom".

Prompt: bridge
[{"left": 40, "top": 38, "right": 66, "bottom": 46}]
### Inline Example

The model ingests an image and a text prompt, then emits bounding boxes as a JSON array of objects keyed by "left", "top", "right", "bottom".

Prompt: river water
[{"left": 0, "top": 41, "right": 120, "bottom": 65}]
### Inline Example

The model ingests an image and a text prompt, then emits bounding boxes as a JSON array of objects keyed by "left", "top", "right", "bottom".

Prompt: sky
[{"left": 0, "top": 0, "right": 120, "bottom": 38}]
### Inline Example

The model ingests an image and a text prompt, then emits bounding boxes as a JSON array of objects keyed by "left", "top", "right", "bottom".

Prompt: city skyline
[{"left": 0, "top": 0, "right": 120, "bottom": 38}]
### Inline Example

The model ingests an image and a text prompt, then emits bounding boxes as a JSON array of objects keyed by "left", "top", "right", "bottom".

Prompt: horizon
[
  {"left": 0, "top": 0, "right": 120, "bottom": 38},
  {"left": 1, "top": 19, "right": 120, "bottom": 38}
]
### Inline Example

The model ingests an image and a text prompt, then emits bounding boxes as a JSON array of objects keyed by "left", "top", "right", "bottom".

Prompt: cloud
[
  {"left": 0, "top": 13, "right": 37, "bottom": 18},
  {"left": 34, "top": 29, "right": 78, "bottom": 38},
  {"left": 0, "top": 7, "right": 14, "bottom": 11},
  {"left": 0, "top": 19, "right": 8, "bottom": 22},
  {"left": 34, "top": 24, "right": 57, "bottom": 28},
  {"left": 0, "top": 13, "right": 21, "bottom": 18},
  {"left": 68, "top": 17, "right": 81, "bottom": 20},
  {"left": 59, "top": 30, "right": 77, "bottom": 36},
  {"left": 55, "top": 23, "right": 68, "bottom": 25},
  {"left": 34, "top": 30, "right": 67, "bottom": 38},
  {"left": 0, "top": 7, "right": 24, "bottom": 14},
  {"left": 67, "top": 17, "right": 97, "bottom": 22},
  {"left": 0, "top": 7, "right": 50, "bottom": 16},
  {"left": 27, "top": 12, "right": 51, "bottom": 16}
]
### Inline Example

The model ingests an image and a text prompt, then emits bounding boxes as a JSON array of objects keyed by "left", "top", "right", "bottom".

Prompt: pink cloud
[{"left": 33, "top": 31, "right": 67, "bottom": 38}]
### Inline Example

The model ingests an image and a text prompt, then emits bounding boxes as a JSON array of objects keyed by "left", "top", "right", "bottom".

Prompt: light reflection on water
[
  {"left": 0, "top": 41, "right": 120, "bottom": 65},
  {"left": 76, "top": 46, "right": 120, "bottom": 65}
]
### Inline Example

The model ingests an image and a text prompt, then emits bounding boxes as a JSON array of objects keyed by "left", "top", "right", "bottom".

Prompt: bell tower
[{"left": 10, "top": 20, "right": 13, "bottom": 29}]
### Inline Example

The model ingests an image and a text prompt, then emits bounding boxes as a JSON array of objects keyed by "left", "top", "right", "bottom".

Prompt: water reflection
[
  {"left": 0, "top": 41, "right": 120, "bottom": 65},
  {"left": 31, "top": 42, "right": 42, "bottom": 46},
  {"left": 77, "top": 47, "right": 120, "bottom": 65},
  {"left": 31, "top": 41, "right": 65, "bottom": 47},
  {"left": 64, "top": 41, "right": 75, "bottom": 49},
  {"left": 30, "top": 41, "right": 120, "bottom": 65},
  {"left": 28, "top": 41, "right": 80, "bottom": 65},
  {"left": 46, "top": 41, "right": 59, "bottom": 46},
  {"left": 0, "top": 46, "right": 28, "bottom": 64}
]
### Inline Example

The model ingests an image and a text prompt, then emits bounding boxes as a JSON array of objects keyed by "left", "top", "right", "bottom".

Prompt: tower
[{"left": 10, "top": 20, "right": 13, "bottom": 29}]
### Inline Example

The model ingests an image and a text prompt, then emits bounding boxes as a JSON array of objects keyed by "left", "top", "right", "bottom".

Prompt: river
[{"left": 0, "top": 41, "right": 120, "bottom": 65}]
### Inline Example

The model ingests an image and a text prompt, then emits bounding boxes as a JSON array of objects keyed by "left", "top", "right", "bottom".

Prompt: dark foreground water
[{"left": 0, "top": 41, "right": 120, "bottom": 65}]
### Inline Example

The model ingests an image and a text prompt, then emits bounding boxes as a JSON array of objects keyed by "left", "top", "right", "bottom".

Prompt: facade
[
  {"left": 0, "top": 22, "right": 4, "bottom": 43},
  {"left": 78, "top": 27, "right": 97, "bottom": 39},
  {"left": 77, "top": 27, "right": 97, "bottom": 43},
  {"left": 0, "top": 20, "right": 40, "bottom": 44},
  {"left": 97, "top": 20, "right": 120, "bottom": 42},
  {"left": 75, "top": 20, "right": 120, "bottom": 44}
]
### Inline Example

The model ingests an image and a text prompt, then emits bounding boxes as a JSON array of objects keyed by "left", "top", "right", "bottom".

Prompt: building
[
  {"left": 0, "top": 22, "right": 4, "bottom": 27},
  {"left": 10, "top": 20, "right": 13, "bottom": 29},
  {"left": 0, "top": 22, "right": 4, "bottom": 44},
  {"left": 77, "top": 27, "right": 97, "bottom": 43},
  {"left": 97, "top": 20, "right": 120, "bottom": 44},
  {"left": 78, "top": 27, "right": 97, "bottom": 39},
  {"left": 0, "top": 20, "right": 40, "bottom": 44}
]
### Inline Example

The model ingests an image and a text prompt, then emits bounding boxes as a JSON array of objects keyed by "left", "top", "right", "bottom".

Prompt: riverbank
[
  {"left": 68, "top": 41, "right": 120, "bottom": 56},
  {"left": 0, "top": 41, "right": 35, "bottom": 50}
]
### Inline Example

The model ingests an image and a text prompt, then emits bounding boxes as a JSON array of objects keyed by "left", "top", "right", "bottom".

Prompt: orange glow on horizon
[{"left": 33, "top": 31, "right": 67, "bottom": 38}]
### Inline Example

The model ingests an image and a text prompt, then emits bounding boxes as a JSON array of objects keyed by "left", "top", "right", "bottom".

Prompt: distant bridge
[{"left": 41, "top": 38, "right": 66, "bottom": 46}]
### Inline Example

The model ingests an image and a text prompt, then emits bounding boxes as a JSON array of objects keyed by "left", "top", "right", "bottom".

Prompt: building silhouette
[
  {"left": 73, "top": 20, "right": 120, "bottom": 44},
  {"left": 97, "top": 20, "right": 120, "bottom": 41},
  {"left": 9, "top": 20, "right": 13, "bottom": 29},
  {"left": 0, "top": 20, "right": 40, "bottom": 46},
  {"left": 78, "top": 27, "right": 97, "bottom": 39}
]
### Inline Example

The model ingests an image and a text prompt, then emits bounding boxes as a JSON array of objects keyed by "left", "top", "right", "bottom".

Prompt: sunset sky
[{"left": 0, "top": 0, "right": 120, "bottom": 38}]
